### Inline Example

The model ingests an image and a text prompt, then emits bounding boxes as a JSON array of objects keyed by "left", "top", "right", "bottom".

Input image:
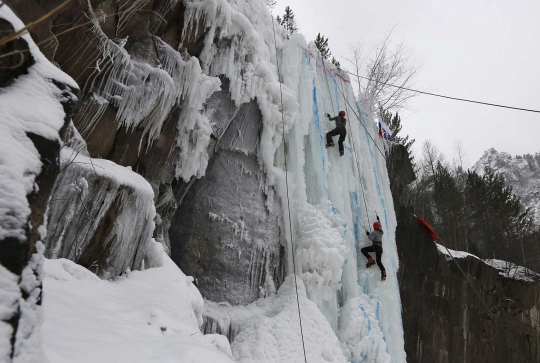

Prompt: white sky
[{"left": 273, "top": 0, "right": 540, "bottom": 166}]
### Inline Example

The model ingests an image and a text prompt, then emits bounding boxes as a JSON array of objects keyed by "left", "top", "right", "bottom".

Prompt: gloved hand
[
  {"left": 365, "top": 231, "right": 370, "bottom": 236},
  {"left": 325, "top": 113, "right": 330, "bottom": 118}
]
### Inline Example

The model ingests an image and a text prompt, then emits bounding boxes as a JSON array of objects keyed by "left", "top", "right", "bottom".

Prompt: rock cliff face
[
  {"left": 169, "top": 82, "right": 285, "bottom": 305},
  {"left": 473, "top": 148, "right": 540, "bottom": 225},
  {"left": 4, "top": 0, "right": 284, "bottom": 304},
  {"left": 389, "top": 145, "right": 540, "bottom": 363}
]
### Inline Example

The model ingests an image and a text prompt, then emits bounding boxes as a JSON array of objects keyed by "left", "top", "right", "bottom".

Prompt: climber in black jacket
[
  {"left": 361, "top": 216, "right": 386, "bottom": 281},
  {"left": 325, "top": 110, "right": 347, "bottom": 156}
]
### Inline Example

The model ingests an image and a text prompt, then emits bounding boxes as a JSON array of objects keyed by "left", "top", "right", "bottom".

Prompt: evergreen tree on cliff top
[
  {"left": 331, "top": 57, "right": 341, "bottom": 68},
  {"left": 380, "top": 107, "right": 415, "bottom": 168},
  {"left": 314, "top": 33, "right": 331, "bottom": 59},
  {"left": 279, "top": 6, "right": 298, "bottom": 34}
]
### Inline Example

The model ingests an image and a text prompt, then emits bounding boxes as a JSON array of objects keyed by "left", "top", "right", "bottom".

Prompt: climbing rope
[
  {"left": 319, "top": 54, "right": 372, "bottom": 231},
  {"left": 339, "top": 76, "right": 373, "bottom": 233},
  {"left": 270, "top": 15, "right": 308, "bottom": 363}
]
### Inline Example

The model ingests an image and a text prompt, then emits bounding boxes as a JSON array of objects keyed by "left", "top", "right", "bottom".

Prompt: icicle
[
  {"left": 74, "top": 92, "right": 109, "bottom": 138},
  {"left": 116, "top": 0, "right": 151, "bottom": 36}
]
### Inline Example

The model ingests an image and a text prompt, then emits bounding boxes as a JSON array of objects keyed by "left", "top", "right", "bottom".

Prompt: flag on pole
[{"left": 378, "top": 120, "right": 392, "bottom": 141}]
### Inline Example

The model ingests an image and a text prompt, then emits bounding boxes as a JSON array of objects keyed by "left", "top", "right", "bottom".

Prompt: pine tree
[
  {"left": 281, "top": 6, "right": 298, "bottom": 34},
  {"left": 331, "top": 57, "right": 341, "bottom": 68},
  {"left": 432, "top": 162, "right": 466, "bottom": 250},
  {"left": 276, "top": 15, "right": 282, "bottom": 25},
  {"left": 380, "top": 107, "right": 415, "bottom": 167},
  {"left": 314, "top": 33, "right": 331, "bottom": 59},
  {"left": 464, "top": 168, "right": 533, "bottom": 261},
  {"left": 380, "top": 107, "right": 415, "bottom": 150}
]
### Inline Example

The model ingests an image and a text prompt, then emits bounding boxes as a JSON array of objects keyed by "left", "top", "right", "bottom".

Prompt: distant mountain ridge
[{"left": 473, "top": 148, "right": 540, "bottom": 225}]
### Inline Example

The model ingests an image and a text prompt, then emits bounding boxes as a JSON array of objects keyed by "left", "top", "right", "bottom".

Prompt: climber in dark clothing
[
  {"left": 325, "top": 110, "right": 347, "bottom": 156},
  {"left": 361, "top": 216, "right": 386, "bottom": 281}
]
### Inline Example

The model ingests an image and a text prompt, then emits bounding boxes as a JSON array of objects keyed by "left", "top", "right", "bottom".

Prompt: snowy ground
[{"left": 41, "top": 243, "right": 234, "bottom": 363}]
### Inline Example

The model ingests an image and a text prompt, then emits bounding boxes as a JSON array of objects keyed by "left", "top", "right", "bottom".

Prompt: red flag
[{"left": 416, "top": 215, "right": 440, "bottom": 242}]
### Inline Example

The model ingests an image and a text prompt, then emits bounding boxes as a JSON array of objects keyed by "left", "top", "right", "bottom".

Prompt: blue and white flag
[{"left": 378, "top": 121, "right": 393, "bottom": 141}]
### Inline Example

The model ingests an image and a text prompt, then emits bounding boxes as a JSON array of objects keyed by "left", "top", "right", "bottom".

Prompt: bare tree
[
  {"left": 452, "top": 139, "right": 468, "bottom": 171},
  {"left": 266, "top": 0, "right": 277, "bottom": 10},
  {"left": 420, "top": 140, "right": 445, "bottom": 178},
  {"left": 343, "top": 31, "right": 420, "bottom": 114}
]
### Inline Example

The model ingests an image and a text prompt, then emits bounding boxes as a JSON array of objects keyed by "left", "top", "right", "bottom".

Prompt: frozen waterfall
[{"left": 271, "top": 34, "right": 406, "bottom": 363}]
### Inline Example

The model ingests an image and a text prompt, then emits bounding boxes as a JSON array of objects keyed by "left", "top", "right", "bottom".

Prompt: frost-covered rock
[
  {"left": 473, "top": 148, "right": 540, "bottom": 224},
  {"left": 0, "top": 5, "right": 78, "bottom": 362},
  {"left": 45, "top": 148, "right": 156, "bottom": 279}
]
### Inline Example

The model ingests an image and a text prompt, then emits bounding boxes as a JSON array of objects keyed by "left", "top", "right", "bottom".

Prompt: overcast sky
[{"left": 273, "top": 0, "right": 540, "bottom": 166}]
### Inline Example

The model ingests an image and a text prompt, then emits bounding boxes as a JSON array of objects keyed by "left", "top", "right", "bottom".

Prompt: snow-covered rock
[
  {"left": 473, "top": 148, "right": 540, "bottom": 224},
  {"left": 41, "top": 251, "right": 234, "bottom": 363},
  {"left": 0, "top": 6, "right": 78, "bottom": 362}
]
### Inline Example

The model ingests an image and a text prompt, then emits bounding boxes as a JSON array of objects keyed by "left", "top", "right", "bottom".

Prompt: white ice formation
[{"left": 180, "top": 1, "right": 407, "bottom": 362}]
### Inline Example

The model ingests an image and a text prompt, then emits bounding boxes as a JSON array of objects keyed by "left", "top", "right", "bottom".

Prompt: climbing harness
[{"left": 270, "top": 14, "right": 308, "bottom": 363}]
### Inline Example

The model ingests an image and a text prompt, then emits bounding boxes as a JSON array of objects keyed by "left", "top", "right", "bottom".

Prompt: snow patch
[
  {"left": 436, "top": 243, "right": 480, "bottom": 261},
  {"left": 484, "top": 259, "right": 540, "bottom": 282},
  {"left": 41, "top": 254, "right": 234, "bottom": 363}
]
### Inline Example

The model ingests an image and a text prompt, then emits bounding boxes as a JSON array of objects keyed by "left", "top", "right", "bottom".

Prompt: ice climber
[
  {"left": 362, "top": 216, "right": 387, "bottom": 281},
  {"left": 325, "top": 110, "right": 347, "bottom": 156}
]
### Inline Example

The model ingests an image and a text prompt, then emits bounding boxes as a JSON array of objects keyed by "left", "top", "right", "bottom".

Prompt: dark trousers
[
  {"left": 326, "top": 125, "right": 347, "bottom": 153},
  {"left": 361, "top": 245, "right": 385, "bottom": 271}
]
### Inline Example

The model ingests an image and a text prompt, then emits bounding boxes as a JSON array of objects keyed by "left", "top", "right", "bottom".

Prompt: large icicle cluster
[
  {"left": 153, "top": 38, "right": 222, "bottom": 181},
  {"left": 181, "top": 0, "right": 299, "bottom": 198},
  {"left": 78, "top": 11, "right": 221, "bottom": 181}
]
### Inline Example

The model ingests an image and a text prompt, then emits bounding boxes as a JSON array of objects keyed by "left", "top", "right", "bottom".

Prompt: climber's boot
[
  {"left": 366, "top": 258, "right": 375, "bottom": 268},
  {"left": 381, "top": 270, "right": 387, "bottom": 281},
  {"left": 326, "top": 143, "right": 335, "bottom": 148},
  {"left": 340, "top": 150, "right": 344, "bottom": 156}
]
